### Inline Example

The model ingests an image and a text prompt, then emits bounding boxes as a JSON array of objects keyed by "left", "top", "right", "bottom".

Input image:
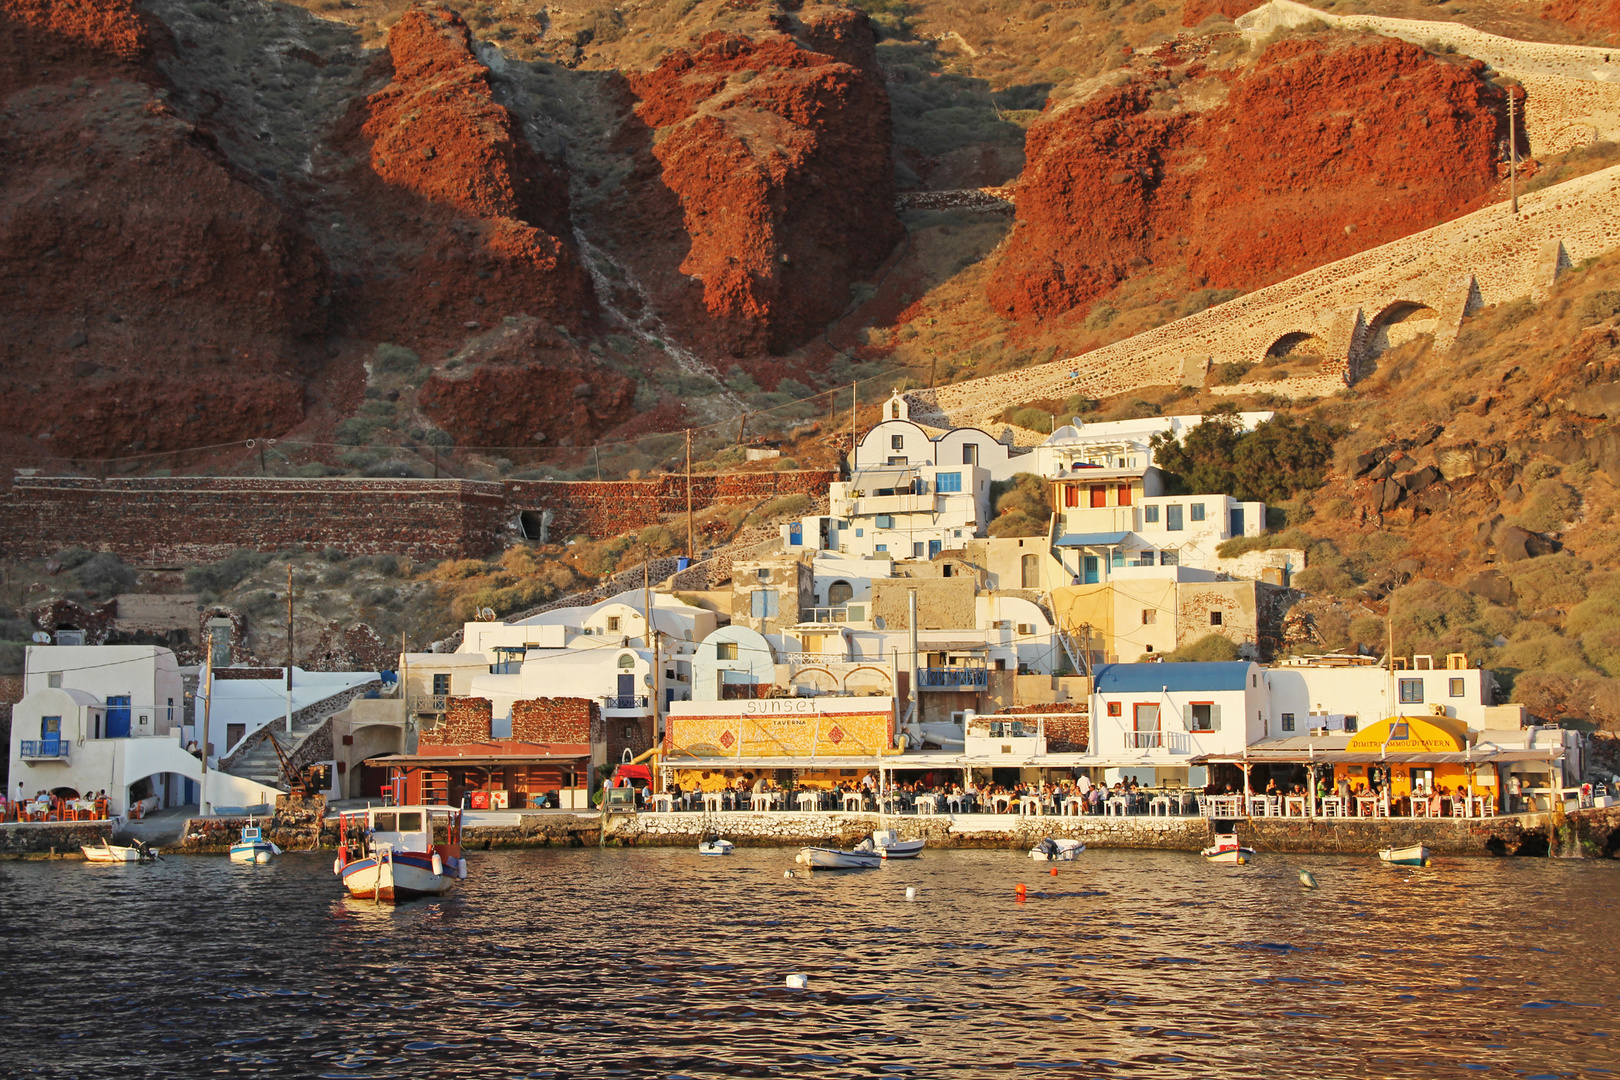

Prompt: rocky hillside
[{"left": 985, "top": 35, "right": 1513, "bottom": 322}]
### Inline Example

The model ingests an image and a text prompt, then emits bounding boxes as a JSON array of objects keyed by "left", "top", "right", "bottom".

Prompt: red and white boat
[{"left": 334, "top": 806, "right": 467, "bottom": 903}]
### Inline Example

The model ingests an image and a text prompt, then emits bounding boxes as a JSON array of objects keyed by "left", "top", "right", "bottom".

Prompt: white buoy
[
  {"left": 1298, "top": 869, "right": 1318, "bottom": 889},
  {"left": 905, "top": 886, "right": 917, "bottom": 900},
  {"left": 785, "top": 973, "right": 809, "bottom": 989},
  {"left": 784, "top": 870, "right": 794, "bottom": 879}
]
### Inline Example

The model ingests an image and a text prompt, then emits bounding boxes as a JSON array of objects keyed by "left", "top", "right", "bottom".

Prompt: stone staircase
[{"left": 218, "top": 680, "right": 380, "bottom": 790}]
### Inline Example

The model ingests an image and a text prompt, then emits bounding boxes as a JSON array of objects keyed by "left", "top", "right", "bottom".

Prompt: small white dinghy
[
  {"left": 1201, "top": 832, "right": 1256, "bottom": 864},
  {"left": 698, "top": 833, "right": 734, "bottom": 856},
  {"left": 860, "top": 829, "right": 925, "bottom": 860},
  {"left": 1377, "top": 843, "right": 1430, "bottom": 867},
  {"left": 1030, "top": 837, "right": 1085, "bottom": 861},
  {"left": 230, "top": 821, "right": 282, "bottom": 864},
  {"left": 81, "top": 838, "right": 158, "bottom": 863},
  {"left": 796, "top": 846, "right": 882, "bottom": 869}
]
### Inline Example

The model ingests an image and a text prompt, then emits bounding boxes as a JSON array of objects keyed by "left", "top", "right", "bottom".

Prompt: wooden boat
[
  {"left": 795, "top": 846, "right": 882, "bottom": 869},
  {"left": 860, "top": 829, "right": 925, "bottom": 860},
  {"left": 1378, "top": 843, "right": 1430, "bottom": 867},
  {"left": 81, "top": 838, "right": 157, "bottom": 863},
  {"left": 698, "top": 835, "right": 734, "bottom": 856},
  {"left": 334, "top": 806, "right": 466, "bottom": 903},
  {"left": 1030, "top": 837, "right": 1085, "bottom": 861},
  {"left": 229, "top": 821, "right": 281, "bottom": 864},
  {"left": 1201, "top": 833, "right": 1256, "bottom": 864}
]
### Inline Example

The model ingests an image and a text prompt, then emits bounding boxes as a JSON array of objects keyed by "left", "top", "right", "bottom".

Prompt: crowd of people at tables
[
  {"left": 647, "top": 773, "right": 1183, "bottom": 815},
  {"left": 0, "top": 785, "right": 112, "bottom": 823}
]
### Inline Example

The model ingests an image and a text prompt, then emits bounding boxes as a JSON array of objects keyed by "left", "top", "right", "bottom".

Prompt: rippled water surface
[{"left": 2, "top": 847, "right": 1618, "bottom": 1078}]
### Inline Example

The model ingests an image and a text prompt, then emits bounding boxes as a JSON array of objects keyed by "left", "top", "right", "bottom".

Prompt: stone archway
[
  {"left": 1261, "top": 330, "right": 1328, "bottom": 369},
  {"left": 1363, "top": 301, "right": 1440, "bottom": 361},
  {"left": 843, "top": 665, "right": 893, "bottom": 697},
  {"left": 790, "top": 668, "right": 839, "bottom": 697}
]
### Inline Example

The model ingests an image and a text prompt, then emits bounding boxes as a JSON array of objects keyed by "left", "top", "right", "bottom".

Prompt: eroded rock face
[
  {"left": 337, "top": 4, "right": 595, "bottom": 346},
  {"left": 619, "top": 8, "right": 902, "bottom": 356},
  {"left": 1180, "top": 0, "right": 1255, "bottom": 26},
  {"left": 0, "top": 0, "right": 329, "bottom": 457},
  {"left": 986, "top": 39, "right": 1510, "bottom": 322},
  {"left": 1541, "top": 0, "right": 1620, "bottom": 43},
  {"left": 415, "top": 319, "right": 637, "bottom": 449}
]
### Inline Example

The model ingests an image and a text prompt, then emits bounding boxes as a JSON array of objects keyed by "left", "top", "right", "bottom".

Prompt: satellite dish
[{"left": 32, "top": 632, "right": 51, "bottom": 644}]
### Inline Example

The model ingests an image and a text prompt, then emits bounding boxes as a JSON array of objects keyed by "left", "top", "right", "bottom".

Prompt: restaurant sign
[{"left": 667, "top": 701, "right": 894, "bottom": 758}]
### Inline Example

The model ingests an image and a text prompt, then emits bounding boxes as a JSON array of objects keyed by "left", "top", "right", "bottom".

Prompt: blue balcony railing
[
  {"left": 21, "top": 740, "right": 69, "bottom": 760},
  {"left": 918, "top": 667, "right": 988, "bottom": 690}
]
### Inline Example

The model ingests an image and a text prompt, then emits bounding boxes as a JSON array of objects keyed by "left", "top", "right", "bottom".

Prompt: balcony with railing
[
  {"left": 20, "top": 740, "right": 69, "bottom": 761},
  {"left": 917, "top": 665, "right": 988, "bottom": 691},
  {"left": 798, "top": 604, "right": 867, "bottom": 625},
  {"left": 604, "top": 695, "right": 651, "bottom": 712},
  {"left": 1124, "top": 730, "right": 1192, "bottom": 753}
]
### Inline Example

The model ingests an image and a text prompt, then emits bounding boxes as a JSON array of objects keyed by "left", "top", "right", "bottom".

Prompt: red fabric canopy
[{"left": 615, "top": 764, "right": 652, "bottom": 783}]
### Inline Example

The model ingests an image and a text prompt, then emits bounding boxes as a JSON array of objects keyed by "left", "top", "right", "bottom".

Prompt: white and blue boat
[{"left": 229, "top": 820, "right": 281, "bottom": 864}]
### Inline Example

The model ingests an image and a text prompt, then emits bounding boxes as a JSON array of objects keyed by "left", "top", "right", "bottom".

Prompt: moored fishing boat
[
  {"left": 860, "top": 829, "right": 925, "bottom": 860},
  {"left": 229, "top": 820, "right": 281, "bottom": 864},
  {"left": 1377, "top": 843, "right": 1430, "bottom": 867},
  {"left": 334, "top": 806, "right": 466, "bottom": 902},
  {"left": 796, "top": 845, "right": 882, "bottom": 869},
  {"left": 80, "top": 838, "right": 158, "bottom": 863},
  {"left": 1030, "top": 837, "right": 1085, "bottom": 861},
  {"left": 698, "top": 832, "right": 734, "bottom": 856},
  {"left": 1201, "top": 832, "right": 1256, "bottom": 864}
]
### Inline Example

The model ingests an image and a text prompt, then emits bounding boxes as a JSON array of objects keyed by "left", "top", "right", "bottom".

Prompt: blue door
[
  {"left": 617, "top": 674, "right": 635, "bottom": 707},
  {"left": 1083, "top": 556, "right": 1100, "bottom": 585},
  {"left": 929, "top": 540, "right": 943, "bottom": 558},
  {"left": 1229, "top": 508, "right": 1244, "bottom": 536},
  {"left": 106, "top": 696, "right": 131, "bottom": 738},
  {"left": 789, "top": 523, "right": 802, "bottom": 546}
]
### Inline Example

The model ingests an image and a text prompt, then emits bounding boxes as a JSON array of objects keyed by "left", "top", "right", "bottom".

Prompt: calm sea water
[{"left": 1, "top": 847, "right": 1616, "bottom": 1078}]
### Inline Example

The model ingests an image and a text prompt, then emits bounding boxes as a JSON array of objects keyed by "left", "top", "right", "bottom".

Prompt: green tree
[
  {"left": 1150, "top": 412, "right": 1339, "bottom": 504},
  {"left": 987, "top": 473, "right": 1049, "bottom": 537}
]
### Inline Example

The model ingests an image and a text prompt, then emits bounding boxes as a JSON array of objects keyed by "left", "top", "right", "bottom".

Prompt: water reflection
[{"left": 1, "top": 848, "right": 1616, "bottom": 1077}]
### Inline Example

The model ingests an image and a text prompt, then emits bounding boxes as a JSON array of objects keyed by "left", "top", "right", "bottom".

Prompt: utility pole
[
  {"left": 685, "top": 429, "right": 694, "bottom": 562},
  {"left": 199, "top": 644, "right": 213, "bottom": 816},
  {"left": 1080, "top": 623, "right": 1093, "bottom": 679},
  {"left": 929, "top": 355, "right": 937, "bottom": 389},
  {"left": 1509, "top": 89, "right": 1520, "bottom": 215},
  {"left": 850, "top": 382, "right": 857, "bottom": 472},
  {"left": 594, "top": 445, "right": 603, "bottom": 482},
  {"left": 285, "top": 566, "right": 294, "bottom": 733}
]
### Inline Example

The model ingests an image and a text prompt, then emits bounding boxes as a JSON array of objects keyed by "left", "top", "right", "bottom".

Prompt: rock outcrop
[
  {"left": 617, "top": 8, "right": 902, "bottom": 356},
  {"left": 987, "top": 38, "right": 1511, "bottom": 322},
  {"left": 335, "top": 4, "right": 595, "bottom": 347},
  {"left": 1542, "top": 0, "right": 1620, "bottom": 44},
  {"left": 0, "top": 0, "right": 329, "bottom": 457},
  {"left": 415, "top": 319, "right": 637, "bottom": 449}
]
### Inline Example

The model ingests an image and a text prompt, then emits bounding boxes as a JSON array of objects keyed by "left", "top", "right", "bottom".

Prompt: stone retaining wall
[{"left": 0, "top": 820, "right": 115, "bottom": 858}]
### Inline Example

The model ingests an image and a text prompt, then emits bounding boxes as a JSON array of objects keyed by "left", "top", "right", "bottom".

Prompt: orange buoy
[
  {"left": 1049, "top": 867, "right": 1058, "bottom": 877},
  {"left": 1015, "top": 882, "right": 1027, "bottom": 899}
]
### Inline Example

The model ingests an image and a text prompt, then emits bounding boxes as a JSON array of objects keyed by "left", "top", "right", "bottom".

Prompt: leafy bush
[
  {"left": 75, "top": 552, "right": 137, "bottom": 597},
  {"left": 1578, "top": 289, "right": 1620, "bottom": 326},
  {"left": 748, "top": 494, "right": 812, "bottom": 524},
  {"left": 1008, "top": 407, "right": 1053, "bottom": 433},
  {"left": 54, "top": 547, "right": 97, "bottom": 570},
  {"left": 987, "top": 473, "right": 1049, "bottom": 537},
  {"left": 1515, "top": 480, "right": 1580, "bottom": 533},
  {"left": 185, "top": 549, "right": 271, "bottom": 595},
  {"left": 1158, "top": 634, "right": 1239, "bottom": 662},
  {"left": 335, "top": 416, "right": 389, "bottom": 446}
]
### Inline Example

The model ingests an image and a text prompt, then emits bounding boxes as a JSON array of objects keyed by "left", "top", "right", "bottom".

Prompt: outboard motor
[{"left": 1035, "top": 838, "right": 1058, "bottom": 858}]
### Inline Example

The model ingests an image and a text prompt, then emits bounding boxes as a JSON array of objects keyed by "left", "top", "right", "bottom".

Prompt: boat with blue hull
[
  {"left": 230, "top": 821, "right": 280, "bottom": 864},
  {"left": 334, "top": 805, "right": 467, "bottom": 903}
]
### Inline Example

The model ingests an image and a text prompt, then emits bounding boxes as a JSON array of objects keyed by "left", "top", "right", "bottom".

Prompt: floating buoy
[
  {"left": 1422, "top": 858, "right": 1431, "bottom": 868},
  {"left": 784, "top": 870, "right": 795, "bottom": 879},
  {"left": 1236, "top": 855, "right": 1248, "bottom": 865},
  {"left": 1298, "top": 870, "right": 1318, "bottom": 889},
  {"left": 905, "top": 886, "right": 917, "bottom": 900},
  {"left": 1049, "top": 867, "right": 1058, "bottom": 877},
  {"left": 785, "top": 973, "right": 808, "bottom": 989},
  {"left": 1015, "top": 883, "right": 1027, "bottom": 899}
]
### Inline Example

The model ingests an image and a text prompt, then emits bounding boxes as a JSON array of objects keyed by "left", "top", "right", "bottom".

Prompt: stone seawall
[{"left": 0, "top": 820, "right": 115, "bottom": 858}]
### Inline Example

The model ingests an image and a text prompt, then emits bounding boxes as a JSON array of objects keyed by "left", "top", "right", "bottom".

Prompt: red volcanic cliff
[
  {"left": 618, "top": 8, "right": 902, "bottom": 357},
  {"left": 336, "top": 4, "right": 595, "bottom": 346},
  {"left": 987, "top": 39, "right": 1511, "bottom": 322},
  {"left": 1542, "top": 0, "right": 1620, "bottom": 42},
  {"left": 1181, "top": 0, "right": 1256, "bottom": 26},
  {"left": 0, "top": 0, "right": 329, "bottom": 458},
  {"left": 415, "top": 320, "right": 636, "bottom": 449}
]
